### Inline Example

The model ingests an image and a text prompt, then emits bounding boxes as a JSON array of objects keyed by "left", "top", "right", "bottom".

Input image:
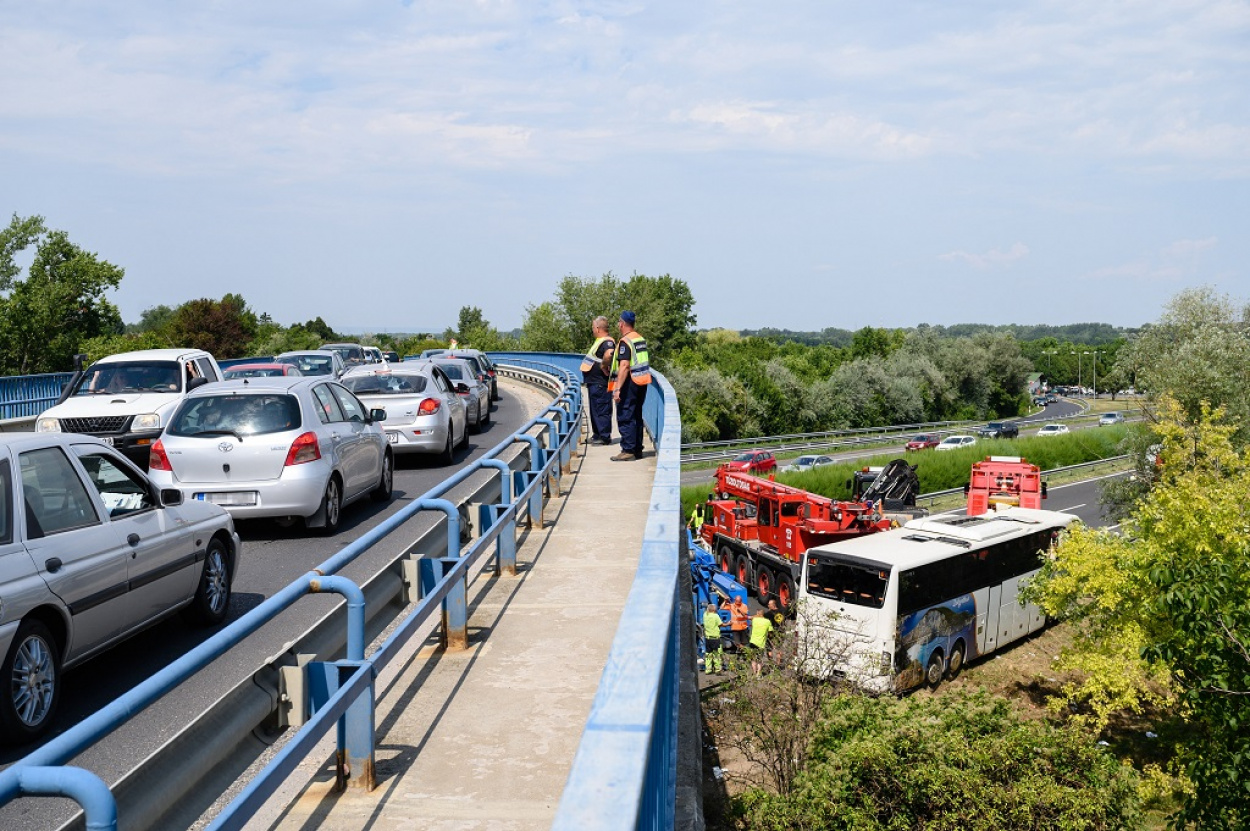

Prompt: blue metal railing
[
  {"left": 0, "top": 357, "right": 584, "bottom": 828},
  {"left": 0, "top": 372, "right": 73, "bottom": 420}
]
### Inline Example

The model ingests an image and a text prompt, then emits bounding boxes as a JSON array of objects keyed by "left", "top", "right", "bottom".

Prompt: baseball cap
[{"left": 620, "top": 310, "right": 636, "bottom": 326}]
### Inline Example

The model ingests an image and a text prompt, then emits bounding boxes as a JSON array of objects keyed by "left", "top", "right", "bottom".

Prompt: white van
[{"left": 36, "top": 348, "right": 223, "bottom": 468}]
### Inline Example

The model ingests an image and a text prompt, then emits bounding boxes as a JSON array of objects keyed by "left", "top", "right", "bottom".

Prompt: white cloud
[{"left": 938, "top": 243, "right": 1030, "bottom": 269}]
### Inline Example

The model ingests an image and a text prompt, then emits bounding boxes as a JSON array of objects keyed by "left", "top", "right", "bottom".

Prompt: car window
[
  {"left": 312, "top": 384, "right": 346, "bottom": 424},
  {"left": 330, "top": 385, "right": 367, "bottom": 422},
  {"left": 437, "top": 363, "right": 466, "bottom": 380},
  {"left": 343, "top": 373, "right": 428, "bottom": 395},
  {"left": 20, "top": 447, "right": 101, "bottom": 538},
  {"left": 168, "top": 394, "right": 301, "bottom": 436},
  {"left": 0, "top": 460, "right": 13, "bottom": 545},
  {"left": 431, "top": 369, "right": 451, "bottom": 393},
  {"left": 74, "top": 451, "right": 155, "bottom": 518}
]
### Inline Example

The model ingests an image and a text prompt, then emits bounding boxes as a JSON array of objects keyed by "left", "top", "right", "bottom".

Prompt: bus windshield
[{"left": 804, "top": 553, "right": 889, "bottom": 609}]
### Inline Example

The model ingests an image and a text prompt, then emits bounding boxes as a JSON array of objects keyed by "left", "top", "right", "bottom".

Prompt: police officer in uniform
[
  {"left": 610, "top": 310, "right": 651, "bottom": 461},
  {"left": 580, "top": 316, "right": 616, "bottom": 445}
]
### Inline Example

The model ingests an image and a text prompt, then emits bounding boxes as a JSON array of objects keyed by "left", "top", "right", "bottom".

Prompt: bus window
[{"left": 805, "top": 555, "right": 888, "bottom": 609}]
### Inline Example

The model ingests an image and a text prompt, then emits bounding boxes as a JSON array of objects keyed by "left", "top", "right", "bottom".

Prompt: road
[{"left": 0, "top": 380, "right": 547, "bottom": 829}]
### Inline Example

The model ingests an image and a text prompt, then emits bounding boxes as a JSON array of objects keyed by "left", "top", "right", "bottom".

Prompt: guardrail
[
  {"left": 0, "top": 357, "right": 585, "bottom": 830},
  {"left": 0, "top": 372, "right": 72, "bottom": 420}
]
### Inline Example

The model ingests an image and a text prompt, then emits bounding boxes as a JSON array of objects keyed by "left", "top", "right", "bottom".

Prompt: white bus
[{"left": 797, "top": 506, "right": 1075, "bottom": 692}]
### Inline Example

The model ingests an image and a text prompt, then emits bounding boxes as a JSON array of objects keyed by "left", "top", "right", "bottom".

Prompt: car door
[
  {"left": 329, "top": 383, "right": 381, "bottom": 498},
  {"left": 18, "top": 445, "right": 131, "bottom": 659},
  {"left": 431, "top": 368, "right": 464, "bottom": 445},
  {"left": 311, "top": 383, "right": 359, "bottom": 492},
  {"left": 70, "top": 446, "right": 197, "bottom": 624}
]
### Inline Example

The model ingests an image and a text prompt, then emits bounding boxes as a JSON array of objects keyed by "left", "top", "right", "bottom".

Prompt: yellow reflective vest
[
  {"left": 580, "top": 336, "right": 614, "bottom": 375},
  {"left": 610, "top": 331, "right": 652, "bottom": 386}
]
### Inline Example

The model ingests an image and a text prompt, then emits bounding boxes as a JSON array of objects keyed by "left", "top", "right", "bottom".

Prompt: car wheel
[
  {"left": 371, "top": 452, "right": 394, "bottom": 502},
  {"left": 318, "top": 476, "right": 342, "bottom": 534},
  {"left": 1, "top": 619, "right": 61, "bottom": 743},
  {"left": 184, "top": 537, "right": 232, "bottom": 626},
  {"left": 925, "top": 650, "right": 945, "bottom": 688},
  {"left": 439, "top": 429, "right": 454, "bottom": 466},
  {"left": 470, "top": 400, "right": 482, "bottom": 434},
  {"left": 457, "top": 414, "right": 470, "bottom": 450}
]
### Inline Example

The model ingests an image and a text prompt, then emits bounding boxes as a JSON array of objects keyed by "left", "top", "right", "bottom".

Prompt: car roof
[
  {"left": 224, "top": 363, "right": 290, "bottom": 371},
  {"left": 342, "top": 363, "right": 435, "bottom": 378},
  {"left": 0, "top": 432, "right": 117, "bottom": 453},
  {"left": 185, "top": 376, "right": 313, "bottom": 396},
  {"left": 94, "top": 348, "right": 211, "bottom": 364},
  {"left": 277, "top": 350, "right": 338, "bottom": 358}
]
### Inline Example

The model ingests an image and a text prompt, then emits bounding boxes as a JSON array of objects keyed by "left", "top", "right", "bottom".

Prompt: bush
[{"left": 734, "top": 689, "right": 1141, "bottom": 831}]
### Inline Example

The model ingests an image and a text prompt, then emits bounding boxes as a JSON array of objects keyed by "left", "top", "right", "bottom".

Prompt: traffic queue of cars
[{"left": 4, "top": 344, "right": 500, "bottom": 742}]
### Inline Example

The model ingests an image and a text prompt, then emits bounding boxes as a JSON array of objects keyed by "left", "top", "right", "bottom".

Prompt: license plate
[
  {"left": 100, "top": 436, "right": 114, "bottom": 446},
  {"left": 386, "top": 432, "right": 399, "bottom": 444},
  {"left": 195, "top": 492, "right": 258, "bottom": 507}
]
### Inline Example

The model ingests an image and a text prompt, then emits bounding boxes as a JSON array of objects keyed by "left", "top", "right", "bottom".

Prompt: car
[
  {"left": 381, "top": 351, "right": 400, "bottom": 363},
  {"left": 978, "top": 422, "right": 1019, "bottom": 439},
  {"left": 725, "top": 450, "right": 776, "bottom": 474},
  {"left": 780, "top": 454, "right": 833, "bottom": 473},
  {"left": 429, "top": 358, "right": 492, "bottom": 432},
  {"left": 0, "top": 432, "right": 240, "bottom": 741},
  {"left": 1037, "top": 424, "right": 1070, "bottom": 437},
  {"left": 445, "top": 349, "right": 500, "bottom": 401},
  {"left": 339, "top": 363, "right": 468, "bottom": 464},
  {"left": 905, "top": 434, "right": 941, "bottom": 451},
  {"left": 275, "top": 350, "right": 347, "bottom": 379},
  {"left": 418, "top": 349, "right": 447, "bottom": 359},
  {"left": 935, "top": 435, "right": 977, "bottom": 452},
  {"left": 147, "top": 377, "right": 393, "bottom": 533},
  {"left": 363, "top": 346, "right": 384, "bottom": 364},
  {"left": 223, "top": 363, "right": 303, "bottom": 379},
  {"left": 35, "top": 348, "right": 224, "bottom": 469},
  {"left": 1099, "top": 412, "right": 1124, "bottom": 425},
  {"left": 320, "top": 343, "right": 367, "bottom": 367}
]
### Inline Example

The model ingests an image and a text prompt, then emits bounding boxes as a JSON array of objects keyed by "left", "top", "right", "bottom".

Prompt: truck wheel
[
  {"left": 735, "top": 554, "right": 754, "bottom": 593},
  {"left": 776, "top": 574, "right": 796, "bottom": 613},
  {"left": 718, "top": 546, "right": 734, "bottom": 574},
  {"left": 756, "top": 567, "right": 774, "bottom": 603}
]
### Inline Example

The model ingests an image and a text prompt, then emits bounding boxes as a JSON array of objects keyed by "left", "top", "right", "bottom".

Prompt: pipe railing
[{"left": 0, "top": 357, "right": 584, "bottom": 829}]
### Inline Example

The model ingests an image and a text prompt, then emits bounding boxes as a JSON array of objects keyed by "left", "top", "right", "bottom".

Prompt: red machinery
[
  {"left": 966, "top": 455, "right": 1047, "bottom": 516},
  {"left": 699, "top": 466, "right": 892, "bottom": 610}
]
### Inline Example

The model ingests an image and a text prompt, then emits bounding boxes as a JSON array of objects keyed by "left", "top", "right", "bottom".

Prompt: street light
[
  {"left": 1069, "top": 351, "right": 1082, "bottom": 391},
  {"left": 1083, "top": 350, "right": 1104, "bottom": 398}
]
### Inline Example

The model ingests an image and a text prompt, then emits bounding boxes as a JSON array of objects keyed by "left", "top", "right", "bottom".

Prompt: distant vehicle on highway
[
  {"left": 149, "top": 377, "right": 393, "bottom": 533},
  {"left": 382, "top": 351, "right": 400, "bottom": 363},
  {"left": 781, "top": 454, "right": 833, "bottom": 473},
  {"left": 429, "top": 357, "right": 492, "bottom": 432},
  {"left": 320, "top": 343, "right": 367, "bottom": 367},
  {"left": 445, "top": 349, "right": 500, "bottom": 400},
  {"left": 1037, "top": 424, "right": 1070, "bottom": 437},
  {"left": 1098, "top": 412, "right": 1124, "bottom": 425},
  {"left": 0, "top": 432, "right": 240, "bottom": 742},
  {"left": 978, "top": 421, "right": 1019, "bottom": 439},
  {"left": 363, "top": 346, "right": 384, "bottom": 364},
  {"left": 276, "top": 350, "right": 347, "bottom": 379},
  {"left": 935, "top": 435, "right": 977, "bottom": 452},
  {"left": 725, "top": 449, "right": 776, "bottom": 474},
  {"left": 905, "top": 434, "right": 941, "bottom": 451},
  {"left": 223, "top": 363, "right": 303, "bottom": 379}
]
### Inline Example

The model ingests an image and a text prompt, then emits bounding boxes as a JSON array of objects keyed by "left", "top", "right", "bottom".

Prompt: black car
[{"left": 978, "top": 421, "right": 1019, "bottom": 439}]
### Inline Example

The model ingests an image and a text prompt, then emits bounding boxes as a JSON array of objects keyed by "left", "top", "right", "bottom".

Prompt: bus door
[{"left": 979, "top": 585, "right": 1001, "bottom": 654}]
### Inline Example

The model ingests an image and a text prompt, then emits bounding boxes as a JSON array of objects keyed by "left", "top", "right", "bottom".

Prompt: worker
[
  {"left": 610, "top": 310, "right": 650, "bottom": 461},
  {"left": 766, "top": 598, "right": 786, "bottom": 630},
  {"left": 688, "top": 502, "right": 705, "bottom": 532},
  {"left": 579, "top": 316, "right": 616, "bottom": 446},
  {"left": 748, "top": 608, "right": 774, "bottom": 676},
  {"left": 728, "top": 595, "right": 750, "bottom": 651},
  {"left": 702, "top": 602, "right": 724, "bottom": 674}
]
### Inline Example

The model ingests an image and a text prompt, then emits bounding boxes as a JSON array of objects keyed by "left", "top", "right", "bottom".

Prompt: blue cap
[{"left": 620, "top": 310, "right": 636, "bottom": 326}]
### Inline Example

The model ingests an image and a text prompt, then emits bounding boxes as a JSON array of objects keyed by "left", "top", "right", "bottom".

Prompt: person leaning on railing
[{"left": 610, "top": 310, "right": 651, "bottom": 462}]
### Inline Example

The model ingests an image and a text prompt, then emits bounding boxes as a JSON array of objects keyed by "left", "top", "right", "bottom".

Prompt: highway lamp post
[
  {"left": 1070, "top": 351, "right": 1082, "bottom": 392},
  {"left": 1084, "top": 350, "right": 1103, "bottom": 398},
  {"left": 1042, "top": 350, "right": 1057, "bottom": 385}
]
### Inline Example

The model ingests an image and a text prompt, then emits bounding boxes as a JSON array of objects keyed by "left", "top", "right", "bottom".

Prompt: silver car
[
  {"left": 148, "top": 378, "right": 394, "bottom": 533},
  {"left": 276, "top": 350, "right": 347, "bottom": 379},
  {"left": 0, "top": 433, "right": 240, "bottom": 742},
  {"left": 445, "top": 349, "right": 499, "bottom": 400},
  {"left": 430, "top": 357, "right": 491, "bottom": 432},
  {"left": 340, "top": 364, "right": 468, "bottom": 464}
]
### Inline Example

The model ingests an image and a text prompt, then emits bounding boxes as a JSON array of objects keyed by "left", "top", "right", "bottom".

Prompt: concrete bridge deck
[{"left": 255, "top": 439, "right": 656, "bottom": 831}]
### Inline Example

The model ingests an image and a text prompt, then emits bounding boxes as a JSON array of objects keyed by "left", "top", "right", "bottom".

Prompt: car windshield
[
  {"left": 732, "top": 452, "right": 759, "bottom": 462},
  {"left": 436, "top": 363, "right": 467, "bottom": 380},
  {"left": 168, "top": 394, "right": 301, "bottom": 437},
  {"left": 342, "top": 374, "right": 428, "bottom": 395},
  {"left": 74, "top": 361, "right": 182, "bottom": 395},
  {"left": 911, "top": 435, "right": 931, "bottom": 442}
]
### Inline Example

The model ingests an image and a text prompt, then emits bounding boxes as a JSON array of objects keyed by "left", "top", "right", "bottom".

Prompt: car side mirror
[
  {"left": 187, "top": 376, "right": 210, "bottom": 391},
  {"left": 455, "top": 382, "right": 470, "bottom": 394},
  {"left": 370, "top": 408, "right": 387, "bottom": 423},
  {"left": 160, "top": 488, "right": 184, "bottom": 507}
]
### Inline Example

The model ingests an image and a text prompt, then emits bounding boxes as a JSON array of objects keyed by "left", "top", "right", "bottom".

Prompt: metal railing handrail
[{"left": 0, "top": 357, "right": 584, "bottom": 829}]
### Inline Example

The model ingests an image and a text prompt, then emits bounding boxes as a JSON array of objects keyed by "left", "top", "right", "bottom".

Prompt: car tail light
[
  {"left": 418, "top": 398, "right": 440, "bottom": 415},
  {"left": 284, "top": 432, "right": 322, "bottom": 466},
  {"left": 149, "top": 440, "right": 172, "bottom": 471}
]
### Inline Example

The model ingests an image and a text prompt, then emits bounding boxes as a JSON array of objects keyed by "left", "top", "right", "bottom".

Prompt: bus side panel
[
  {"left": 973, "top": 586, "right": 999, "bottom": 656},
  {"left": 998, "top": 575, "right": 1030, "bottom": 647},
  {"left": 1021, "top": 571, "right": 1046, "bottom": 634},
  {"left": 894, "top": 595, "right": 977, "bottom": 691}
]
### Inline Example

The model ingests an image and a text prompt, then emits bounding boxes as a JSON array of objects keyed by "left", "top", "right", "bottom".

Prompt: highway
[{"left": 0, "top": 380, "right": 548, "bottom": 830}]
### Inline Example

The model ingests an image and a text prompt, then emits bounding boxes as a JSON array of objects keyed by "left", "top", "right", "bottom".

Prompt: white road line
[
  {"left": 1046, "top": 471, "right": 1129, "bottom": 489},
  {"left": 1057, "top": 503, "right": 1086, "bottom": 513}
]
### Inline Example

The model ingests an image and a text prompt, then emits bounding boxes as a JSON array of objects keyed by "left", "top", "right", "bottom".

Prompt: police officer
[
  {"left": 610, "top": 310, "right": 651, "bottom": 462},
  {"left": 580, "top": 316, "right": 616, "bottom": 445}
]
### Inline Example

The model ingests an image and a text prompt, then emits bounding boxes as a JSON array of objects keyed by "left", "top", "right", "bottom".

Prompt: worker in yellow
[
  {"left": 702, "top": 602, "right": 725, "bottom": 674},
  {"left": 579, "top": 316, "right": 615, "bottom": 445},
  {"left": 748, "top": 608, "right": 774, "bottom": 676},
  {"left": 610, "top": 310, "right": 650, "bottom": 461},
  {"left": 688, "top": 502, "right": 705, "bottom": 532}
]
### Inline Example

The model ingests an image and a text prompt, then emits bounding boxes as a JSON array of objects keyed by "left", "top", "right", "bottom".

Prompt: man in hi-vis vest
[
  {"left": 580, "top": 316, "right": 615, "bottom": 445},
  {"left": 610, "top": 310, "right": 651, "bottom": 461}
]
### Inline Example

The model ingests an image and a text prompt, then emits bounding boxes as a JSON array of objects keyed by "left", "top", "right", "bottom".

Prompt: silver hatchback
[
  {"left": 148, "top": 377, "right": 394, "bottom": 533},
  {"left": 430, "top": 357, "right": 492, "bottom": 432},
  {"left": 0, "top": 433, "right": 240, "bottom": 742},
  {"left": 340, "top": 364, "right": 468, "bottom": 464}
]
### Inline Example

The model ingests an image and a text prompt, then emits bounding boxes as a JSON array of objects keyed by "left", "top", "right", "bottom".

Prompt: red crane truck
[{"left": 965, "top": 455, "right": 1048, "bottom": 516}]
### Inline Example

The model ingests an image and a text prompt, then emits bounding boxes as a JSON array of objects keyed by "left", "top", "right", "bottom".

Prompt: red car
[
  {"left": 905, "top": 433, "right": 941, "bottom": 451},
  {"left": 725, "top": 449, "right": 776, "bottom": 474}
]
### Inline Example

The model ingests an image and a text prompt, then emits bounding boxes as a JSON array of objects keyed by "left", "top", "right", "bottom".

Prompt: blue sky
[{"left": 2, "top": 1, "right": 1247, "bottom": 333}]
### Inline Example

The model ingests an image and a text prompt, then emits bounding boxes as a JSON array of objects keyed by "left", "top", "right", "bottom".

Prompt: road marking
[
  {"left": 1047, "top": 470, "right": 1129, "bottom": 489},
  {"left": 1057, "top": 503, "right": 1086, "bottom": 513}
]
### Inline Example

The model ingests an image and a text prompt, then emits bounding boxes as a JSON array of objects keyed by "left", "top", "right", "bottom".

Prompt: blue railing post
[
  {"left": 439, "top": 556, "right": 469, "bottom": 650},
  {"left": 0, "top": 767, "right": 117, "bottom": 831}
]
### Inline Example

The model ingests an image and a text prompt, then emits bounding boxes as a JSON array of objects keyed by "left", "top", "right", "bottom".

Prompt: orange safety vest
[{"left": 729, "top": 600, "right": 749, "bottom": 632}]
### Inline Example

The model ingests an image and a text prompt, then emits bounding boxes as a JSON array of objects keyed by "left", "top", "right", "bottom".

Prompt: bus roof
[{"left": 807, "top": 506, "right": 1076, "bottom": 571}]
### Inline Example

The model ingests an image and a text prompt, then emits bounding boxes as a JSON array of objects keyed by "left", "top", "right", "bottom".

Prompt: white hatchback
[
  {"left": 148, "top": 377, "right": 393, "bottom": 533},
  {"left": 935, "top": 435, "right": 977, "bottom": 452},
  {"left": 1037, "top": 424, "right": 1070, "bottom": 437}
]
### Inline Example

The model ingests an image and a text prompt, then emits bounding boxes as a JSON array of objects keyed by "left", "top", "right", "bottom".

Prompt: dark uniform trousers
[
  {"left": 586, "top": 380, "right": 612, "bottom": 441},
  {"left": 616, "top": 378, "right": 647, "bottom": 457}
]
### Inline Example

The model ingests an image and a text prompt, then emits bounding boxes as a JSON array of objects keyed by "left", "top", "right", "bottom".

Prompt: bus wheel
[
  {"left": 756, "top": 567, "right": 773, "bottom": 602},
  {"left": 718, "top": 546, "right": 734, "bottom": 574},
  {"left": 776, "top": 574, "right": 795, "bottom": 612},
  {"left": 735, "top": 554, "right": 754, "bottom": 592},
  {"left": 946, "top": 642, "right": 966, "bottom": 680},
  {"left": 925, "top": 651, "right": 945, "bottom": 688}
]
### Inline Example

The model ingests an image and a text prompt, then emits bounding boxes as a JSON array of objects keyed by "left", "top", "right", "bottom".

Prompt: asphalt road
[{"left": 0, "top": 380, "right": 545, "bottom": 829}]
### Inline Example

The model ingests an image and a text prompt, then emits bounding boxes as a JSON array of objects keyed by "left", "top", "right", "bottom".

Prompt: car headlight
[
  {"left": 132, "top": 413, "right": 162, "bottom": 431},
  {"left": 36, "top": 417, "right": 60, "bottom": 433}
]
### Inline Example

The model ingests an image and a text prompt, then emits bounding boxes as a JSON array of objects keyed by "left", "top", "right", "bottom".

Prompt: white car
[
  {"left": 781, "top": 455, "right": 834, "bottom": 473},
  {"left": 340, "top": 364, "right": 468, "bottom": 464},
  {"left": 1098, "top": 412, "right": 1124, "bottom": 425},
  {"left": 148, "top": 377, "right": 393, "bottom": 533},
  {"left": 935, "top": 435, "right": 977, "bottom": 452},
  {"left": 1037, "top": 424, "right": 1070, "bottom": 437},
  {"left": 0, "top": 433, "right": 240, "bottom": 741}
]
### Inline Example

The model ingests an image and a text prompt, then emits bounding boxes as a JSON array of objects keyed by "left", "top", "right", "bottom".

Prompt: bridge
[{"left": 0, "top": 353, "right": 693, "bottom": 830}]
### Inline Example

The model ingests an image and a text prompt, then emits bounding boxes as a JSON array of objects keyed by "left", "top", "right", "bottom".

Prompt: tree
[
  {"left": 0, "top": 214, "right": 124, "bottom": 373},
  {"left": 127, "top": 305, "right": 175, "bottom": 335},
  {"left": 163, "top": 294, "right": 258, "bottom": 358}
]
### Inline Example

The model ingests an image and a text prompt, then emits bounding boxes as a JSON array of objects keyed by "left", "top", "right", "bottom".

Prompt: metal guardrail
[
  {"left": 0, "top": 357, "right": 585, "bottom": 829},
  {"left": 0, "top": 372, "right": 73, "bottom": 420}
]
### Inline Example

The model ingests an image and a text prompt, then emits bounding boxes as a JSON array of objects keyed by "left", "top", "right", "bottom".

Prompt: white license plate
[
  {"left": 386, "top": 431, "right": 399, "bottom": 444},
  {"left": 195, "top": 492, "right": 258, "bottom": 507}
]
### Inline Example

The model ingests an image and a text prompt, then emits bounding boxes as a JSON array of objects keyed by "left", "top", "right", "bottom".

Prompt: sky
[{"left": 2, "top": 1, "right": 1247, "bottom": 334}]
